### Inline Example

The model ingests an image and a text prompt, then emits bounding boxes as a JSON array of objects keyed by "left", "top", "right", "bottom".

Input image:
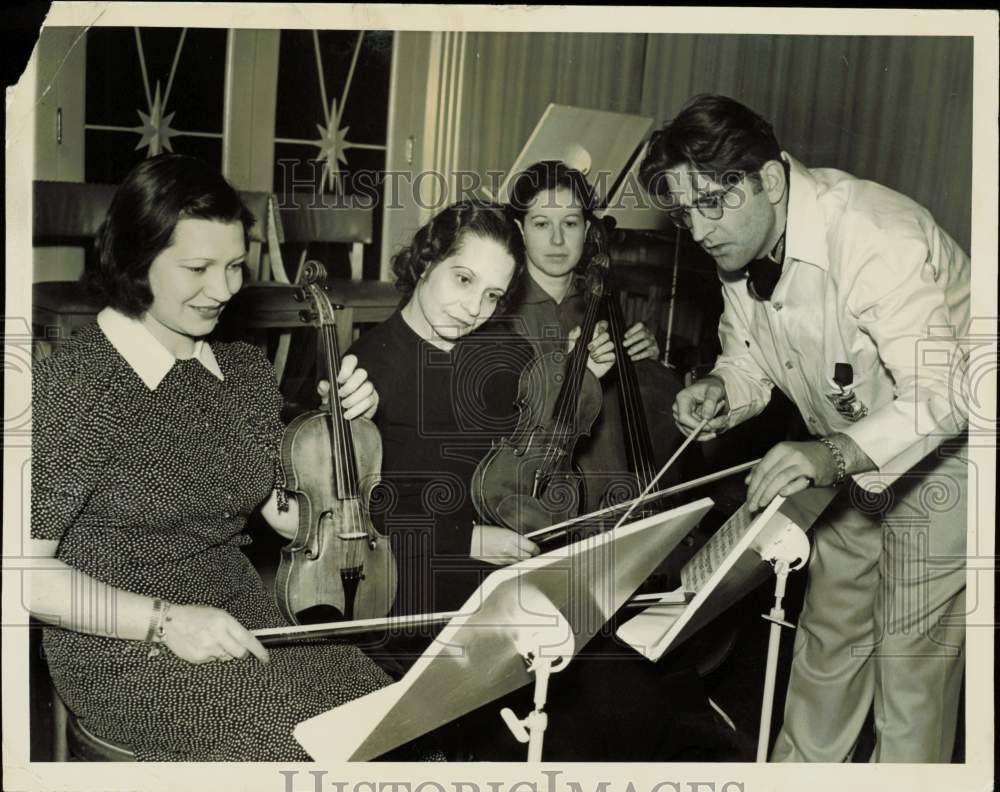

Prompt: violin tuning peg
[
  {"left": 298, "top": 309, "right": 314, "bottom": 324},
  {"left": 293, "top": 290, "right": 306, "bottom": 303}
]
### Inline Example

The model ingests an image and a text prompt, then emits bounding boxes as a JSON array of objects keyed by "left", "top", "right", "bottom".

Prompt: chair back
[
  {"left": 33, "top": 180, "right": 272, "bottom": 277},
  {"left": 274, "top": 195, "right": 373, "bottom": 281}
]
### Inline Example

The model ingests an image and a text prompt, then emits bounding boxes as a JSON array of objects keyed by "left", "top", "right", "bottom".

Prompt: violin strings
[
  {"left": 324, "top": 310, "right": 378, "bottom": 559},
  {"left": 545, "top": 289, "right": 603, "bottom": 480},
  {"left": 322, "top": 315, "right": 361, "bottom": 539}
]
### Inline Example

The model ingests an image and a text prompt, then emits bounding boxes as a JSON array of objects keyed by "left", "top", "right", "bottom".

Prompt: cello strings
[
  {"left": 608, "top": 292, "right": 655, "bottom": 497},
  {"left": 593, "top": 231, "right": 651, "bottom": 493},
  {"left": 609, "top": 294, "right": 645, "bottom": 489}
]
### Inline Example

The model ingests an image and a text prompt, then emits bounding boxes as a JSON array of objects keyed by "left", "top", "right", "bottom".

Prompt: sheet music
[{"left": 680, "top": 501, "right": 753, "bottom": 594}]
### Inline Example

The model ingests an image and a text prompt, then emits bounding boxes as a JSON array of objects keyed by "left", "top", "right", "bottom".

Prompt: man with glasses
[{"left": 639, "top": 94, "right": 970, "bottom": 762}]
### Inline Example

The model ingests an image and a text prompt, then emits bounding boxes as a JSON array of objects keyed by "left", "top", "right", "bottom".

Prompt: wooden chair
[
  {"left": 274, "top": 194, "right": 374, "bottom": 282},
  {"left": 34, "top": 622, "right": 136, "bottom": 761},
  {"left": 231, "top": 198, "right": 400, "bottom": 405}
]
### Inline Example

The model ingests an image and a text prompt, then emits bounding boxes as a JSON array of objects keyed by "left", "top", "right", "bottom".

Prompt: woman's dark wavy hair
[
  {"left": 86, "top": 154, "right": 255, "bottom": 316},
  {"left": 507, "top": 160, "right": 603, "bottom": 273},
  {"left": 639, "top": 94, "right": 782, "bottom": 199},
  {"left": 391, "top": 199, "right": 526, "bottom": 309}
]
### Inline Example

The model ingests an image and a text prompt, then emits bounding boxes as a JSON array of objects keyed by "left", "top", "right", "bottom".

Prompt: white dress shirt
[{"left": 711, "top": 154, "right": 970, "bottom": 490}]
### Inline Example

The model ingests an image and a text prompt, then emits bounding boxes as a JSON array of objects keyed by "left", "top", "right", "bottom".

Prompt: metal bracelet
[
  {"left": 146, "top": 600, "right": 173, "bottom": 658},
  {"left": 145, "top": 599, "right": 164, "bottom": 644},
  {"left": 818, "top": 437, "right": 847, "bottom": 487},
  {"left": 155, "top": 602, "right": 172, "bottom": 642}
]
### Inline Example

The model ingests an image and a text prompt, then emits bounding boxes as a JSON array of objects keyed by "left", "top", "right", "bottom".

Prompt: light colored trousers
[{"left": 771, "top": 444, "right": 968, "bottom": 763}]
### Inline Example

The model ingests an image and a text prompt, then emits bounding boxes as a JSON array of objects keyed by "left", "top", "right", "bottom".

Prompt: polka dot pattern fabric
[{"left": 32, "top": 323, "right": 393, "bottom": 761}]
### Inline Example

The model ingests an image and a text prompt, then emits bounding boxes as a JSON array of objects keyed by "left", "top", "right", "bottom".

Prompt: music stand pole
[
  {"left": 754, "top": 522, "right": 811, "bottom": 762},
  {"left": 500, "top": 647, "right": 571, "bottom": 761}
]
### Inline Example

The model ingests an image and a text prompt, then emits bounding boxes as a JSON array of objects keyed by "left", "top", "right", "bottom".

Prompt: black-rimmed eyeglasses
[{"left": 666, "top": 176, "right": 748, "bottom": 230}]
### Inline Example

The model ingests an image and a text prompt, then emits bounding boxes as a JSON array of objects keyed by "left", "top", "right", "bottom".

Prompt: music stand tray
[
  {"left": 294, "top": 498, "right": 714, "bottom": 762},
  {"left": 616, "top": 487, "right": 838, "bottom": 662}
]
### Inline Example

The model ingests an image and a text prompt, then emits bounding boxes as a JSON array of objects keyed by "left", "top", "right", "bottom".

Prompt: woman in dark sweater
[{"left": 346, "top": 200, "right": 735, "bottom": 761}]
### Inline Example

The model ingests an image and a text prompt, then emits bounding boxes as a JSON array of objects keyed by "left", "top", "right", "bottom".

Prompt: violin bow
[
  {"left": 254, "top": 448, "right": 756, "bottom": 648},
  {"left": 524, "top": 455, "right": 760, "bottom": 544},
  {"left": 251, "top": 592, "right": 689, "bottom": 647}
]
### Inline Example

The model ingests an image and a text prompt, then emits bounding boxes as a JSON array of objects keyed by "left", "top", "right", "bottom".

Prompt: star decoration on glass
[
  {"left": 314, "top": 98, "right": 352, "bottom": 193},
  {"left": 133, "top": 82, "right": 179, "bottom": 156}
]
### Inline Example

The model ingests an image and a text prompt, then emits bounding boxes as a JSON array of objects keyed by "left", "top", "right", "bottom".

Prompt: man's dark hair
[
  {"left": 87, "top": 154, "right": 255, "bottom": 316},
  {"left": 639, "top": 94, "right": 782, "bottom": 198}
]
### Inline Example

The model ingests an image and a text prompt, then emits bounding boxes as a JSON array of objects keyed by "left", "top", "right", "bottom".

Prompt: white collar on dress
[{"left": 97, "top": 307, "right": 224, "bottom": 390}]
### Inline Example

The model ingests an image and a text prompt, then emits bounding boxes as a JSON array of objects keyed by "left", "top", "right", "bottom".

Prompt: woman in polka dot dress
[{"left": 28, "top": 155, "right": 399, "bottom": 761}]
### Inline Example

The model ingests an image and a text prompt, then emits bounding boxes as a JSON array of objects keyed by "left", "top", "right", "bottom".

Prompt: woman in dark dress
[
  {"left": 27, "top": 155, "right": 397, "bottom": 761},
  {"left": 348, "top": 199, "right": 570, "bottom": 616},
  {"left": 346, "top": 201, "right": 735, "bottom": 761}
]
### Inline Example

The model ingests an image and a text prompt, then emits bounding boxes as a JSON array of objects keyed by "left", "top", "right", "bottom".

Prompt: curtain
[
  {"left": 639, "top": 35, "right": 973, "bottom": 251},
  {"left": 422, "top": 33, "right": 971, "bottom": 250},
  {"left": 455, "top": 32, "right": 648, "bottom": 186}
]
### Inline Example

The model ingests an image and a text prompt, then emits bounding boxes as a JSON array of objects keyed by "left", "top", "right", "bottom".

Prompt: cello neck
[{"left": 604, "top": 282, "right": 657, "bottom": 490}]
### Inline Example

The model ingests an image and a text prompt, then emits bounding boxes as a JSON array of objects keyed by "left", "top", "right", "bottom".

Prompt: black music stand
[{"left": 294, "top": 498, "right": 714, "bottom": 762}]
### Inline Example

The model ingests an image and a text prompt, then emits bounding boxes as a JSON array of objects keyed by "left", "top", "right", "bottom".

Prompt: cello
[
  {"left": 594, "top": 219, "right": 661, "bottom": 515},
  {"left": 275, "top": 262, "right": 398, "bottom": 624},
  {"left": 596, "top": 221, "right": 722, "bottom": 596}
]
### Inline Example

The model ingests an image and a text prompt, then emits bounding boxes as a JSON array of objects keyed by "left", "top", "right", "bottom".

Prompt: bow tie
[{"left": 747, "top": 232, "right": 786, "bottom": 301}]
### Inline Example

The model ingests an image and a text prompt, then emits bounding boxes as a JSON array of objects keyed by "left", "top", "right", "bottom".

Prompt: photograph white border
[{"left": 4, "top": 4, "right": 996, "bottom": 792}]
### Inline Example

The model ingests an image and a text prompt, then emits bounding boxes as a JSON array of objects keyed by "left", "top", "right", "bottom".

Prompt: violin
[
  {"left": 275, "top": 262, "right": 398, "bottom": 624},
  {"left": 470, "top": 262, "right": 607, "bottom": 534}
]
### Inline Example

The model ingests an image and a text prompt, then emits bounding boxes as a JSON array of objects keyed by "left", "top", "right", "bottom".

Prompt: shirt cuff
[{"left": 710, "top": 366, "right": 770, "bottom": 429}]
